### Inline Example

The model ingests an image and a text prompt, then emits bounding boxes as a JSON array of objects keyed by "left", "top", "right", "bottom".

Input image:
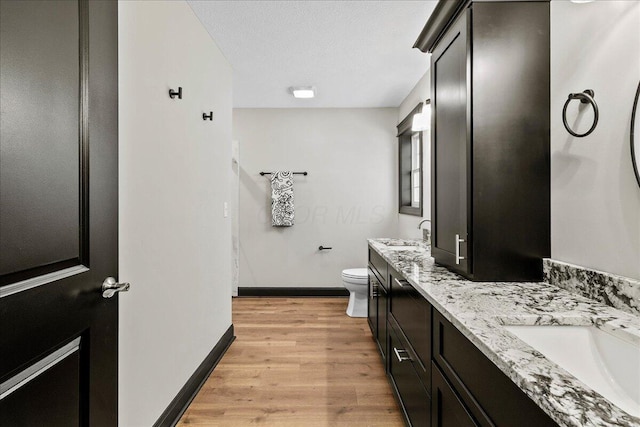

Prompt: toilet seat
[{"left": 342, "top": 268, "right": 368, "bottom": 285}]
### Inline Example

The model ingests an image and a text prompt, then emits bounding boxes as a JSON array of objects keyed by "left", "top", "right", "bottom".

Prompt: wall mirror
[{"left": 632, "top": 81, "right": 640, "bottom": 188}]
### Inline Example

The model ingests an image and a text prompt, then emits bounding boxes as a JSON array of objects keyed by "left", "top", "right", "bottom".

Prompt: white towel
[{"left": 271, "top": 171, "right": 294, "bottom": 227}]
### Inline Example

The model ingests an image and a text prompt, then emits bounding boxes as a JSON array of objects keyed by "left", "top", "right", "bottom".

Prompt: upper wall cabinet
[{"left": 416, "top": 0, "right": 550, "bottom": 281}]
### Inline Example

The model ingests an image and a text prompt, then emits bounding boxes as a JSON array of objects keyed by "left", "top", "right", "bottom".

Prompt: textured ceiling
[{"left": 187, "top": 1, "right": 437, "bottom": 108}]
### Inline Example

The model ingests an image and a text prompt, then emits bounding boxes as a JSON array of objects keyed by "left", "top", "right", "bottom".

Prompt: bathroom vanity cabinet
[
  {"left": 432, "top": 310, "right": 557, "bottom": 427},
  {"left": 368, "top": 246, "right": 558, "bottom": 427},
  {"left": 417, "top": 0, "right": 551, "bottom": 281}
]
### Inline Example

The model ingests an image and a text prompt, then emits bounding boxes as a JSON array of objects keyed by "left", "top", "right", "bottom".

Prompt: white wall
[
  {"left": 118, "top": 2, "right": 233, "bottom": 426},
  {"left": 234, "top": 108, "right": 398, "bottom": 288},
  {"left": 231, "top": 140, "right": 240, "bottom": 296},
  {"left": 551, "top": 0, "right": 640, "bottom": 280},
  {"left": 397, "top": 70, "right": 431, "bottom": 239}
]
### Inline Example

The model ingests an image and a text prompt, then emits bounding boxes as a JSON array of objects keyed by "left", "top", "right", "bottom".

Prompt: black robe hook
[{"left": 169, "top": 87, "right": 182, "bottom": 99}]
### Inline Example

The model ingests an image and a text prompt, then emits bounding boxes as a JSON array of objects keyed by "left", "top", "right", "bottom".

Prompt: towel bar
[{"left": 260, "top": 171, "right": 308, "bottom": 176}]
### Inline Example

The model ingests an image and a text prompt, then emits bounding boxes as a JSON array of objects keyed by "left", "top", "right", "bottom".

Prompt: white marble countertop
[{"left": 368, "top": 238, "right": 640, "bottom": 427}]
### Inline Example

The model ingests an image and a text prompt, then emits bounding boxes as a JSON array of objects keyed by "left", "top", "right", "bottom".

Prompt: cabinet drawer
[
  {"left": 369, "top": 248, "right": 388, "bottom": 289},
  {"left": 389, "top": 268, "right": 431, "bottom": 382},
  {"left": 432, "top": 362, "right": 479, "bottom": 427},
  {"left": 433, "top": 310, "right": 558, "bottom": 427},
  {"left": 389, "top": 323, "right": 430, "bottom": 427}
]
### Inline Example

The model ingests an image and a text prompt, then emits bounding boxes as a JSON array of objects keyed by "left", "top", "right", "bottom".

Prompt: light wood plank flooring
[{"left": 177, "top": 297, "right": 404, "bottom": 426}]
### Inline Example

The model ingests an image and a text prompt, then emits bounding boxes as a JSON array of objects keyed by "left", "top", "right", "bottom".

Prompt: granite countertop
[{"left": 368, "top": 238, "right": 640, "bottom": 427}]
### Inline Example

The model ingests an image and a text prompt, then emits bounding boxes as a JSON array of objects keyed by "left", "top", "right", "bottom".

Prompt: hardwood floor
[{"left": 177, "top": 297, "right": 404, "bottom": 426}]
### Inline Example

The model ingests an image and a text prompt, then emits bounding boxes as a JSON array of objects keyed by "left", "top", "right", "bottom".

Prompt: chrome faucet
[
  {"left": 418, "top": 219, "right": 431, "bottom": 247},
  {"left": 417, "top": 219, "right": 431, "bottom": 229}
]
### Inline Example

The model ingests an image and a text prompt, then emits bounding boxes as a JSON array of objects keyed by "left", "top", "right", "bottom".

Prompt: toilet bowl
[{"left": 342, "top": 268, "right": 368, "bottom": 317}]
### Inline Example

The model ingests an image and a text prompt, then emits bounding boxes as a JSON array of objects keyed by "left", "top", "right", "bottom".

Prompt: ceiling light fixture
[
  {"left": 290, "top": 86, "right": 316, "bottom": 99},
  {"left": 412, "top": 100, "right": 431, "bottom": 132}
]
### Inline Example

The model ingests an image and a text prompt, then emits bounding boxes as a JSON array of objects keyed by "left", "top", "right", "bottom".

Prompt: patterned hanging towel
[{"left": 271, "top": 171, "right": 294, "bottom": 227}]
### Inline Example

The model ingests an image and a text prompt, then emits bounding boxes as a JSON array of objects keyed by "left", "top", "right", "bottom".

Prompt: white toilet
[{"left": 342, "top": 268, "right": 369, "bottom": 317}]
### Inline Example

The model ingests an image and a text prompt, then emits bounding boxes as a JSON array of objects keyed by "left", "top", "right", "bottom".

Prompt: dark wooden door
[
  {"left": 0, "top": 1, "right": 119, "bottom": 426},
  {"left": 431, "top": 10, "right": 470, "bottom": 275}
]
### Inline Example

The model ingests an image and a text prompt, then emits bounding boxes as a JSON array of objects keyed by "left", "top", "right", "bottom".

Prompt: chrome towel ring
[{"left": 562, "top": 89, "right": 599, "bottom": 138}]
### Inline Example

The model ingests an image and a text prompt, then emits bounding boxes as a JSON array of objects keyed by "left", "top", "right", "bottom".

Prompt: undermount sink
[{"left": 504, "top": 325, "right": 640, "bottom": 417}]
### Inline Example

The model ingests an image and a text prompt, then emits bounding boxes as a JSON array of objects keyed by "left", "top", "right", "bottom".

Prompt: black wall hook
[
  {"left": 203, "top": 112, "right": 213, "bottom": 121},
  {"left": 169, "top": 87, "right": 182, "bottom": 99}
]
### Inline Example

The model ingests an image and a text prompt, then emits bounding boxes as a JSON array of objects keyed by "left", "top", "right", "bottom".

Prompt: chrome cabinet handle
[
  {"left": 393, "top": 278, "right": 411, "bottom": 288},
  {"left": 455, "top": 234, "right": 465, "bottom": 265},
  {"left": 102, "top": 277, "right": 130, "bottom": 298},
  {"left": 393, "top": 347, "right": 411, "bottom": 362},
  {"left": 370, "top": 283, "right": 378, "bottom": 298}
]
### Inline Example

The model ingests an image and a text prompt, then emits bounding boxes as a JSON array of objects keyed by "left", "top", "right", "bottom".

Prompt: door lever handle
[{"left": 102, "top": 277, "right": 130, "bottom": 298}]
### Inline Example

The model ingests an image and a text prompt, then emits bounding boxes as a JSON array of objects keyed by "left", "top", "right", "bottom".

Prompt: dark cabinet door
[
  {"left": 389, "top": 268, "right": 431, "bottom": 390},
  {"left": 368, "top": 266, "right": 379, "bottom": 338},
  {"left": 0, "top": 1, "right": 119, "bottom": 425},
  {"left": 368, "top": 265, "right": 388, "bottom": 363},
  {"left": 376, "top": 283, "right": 388, "bottom": 363},
  {"left": 432, "top": 364, "right": 478, "bottom": 427},
  {"left": 431, "top": 10, "right": 470, "bottom": 275},
  {"left": 389, "top": 326, "right": 430, "bottom": 427}
]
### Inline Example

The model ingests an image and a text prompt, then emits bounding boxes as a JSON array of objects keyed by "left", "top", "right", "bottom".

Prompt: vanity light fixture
[
  {"left": 290, "top": 86, "right": 316, "bottom": 99},
  {"left": 570, "top": 0, "right": 594, "bottom": 3},
  {"left": 412, "top": 99, "right": 431, "bottom": 132}
]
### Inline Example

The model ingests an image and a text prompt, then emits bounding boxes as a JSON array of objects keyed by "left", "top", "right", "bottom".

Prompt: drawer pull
[
  {"left": 393, "top": 347, "right": 411, "bottom": 362},
  {"left": 370, "top": 283, "right": 378, "bottom": 298},
  {"left": 455, "top": 234, "right": 465, "bottom": 265},
  {"left": 393, "top": 278, "right": 411, "bottom": 288}
]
